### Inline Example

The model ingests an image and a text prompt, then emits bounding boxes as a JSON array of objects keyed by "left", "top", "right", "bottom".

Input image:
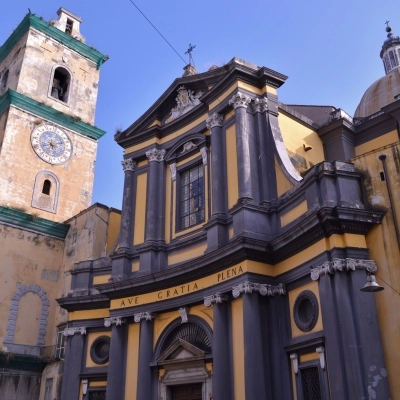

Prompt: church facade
[
  {"left": 59, "top": 27, "right": 400, "bottom": 400},
  {"left": 1, "top": 7, "right": 400, "bottom": 400}
]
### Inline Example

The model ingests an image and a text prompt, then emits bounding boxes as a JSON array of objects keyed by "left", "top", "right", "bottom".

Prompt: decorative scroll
[
  {"left": 180, "top": 141, "right": 197, "bottom": 153},
  {"left": 63, "top": 327, "right": 86, "bottom": 336},
  {"left": 232, "top": 281, "right": 286, "bottom": 298},
  {"left": 134, "top": 311, "right": 155, "bottom": 323},
  {"left": 200, "top": 147, "right": 208, "bottom": 165},
  {"left": 104, "top": 317, "right": 126, "bottom": 327},
  {"left": 121, "top": 157, "right": 135, "bottom": 172},
  {"left": 170, "top": 163, "right": 177, "bottom": 181},
  {"left": 204, "top": 293, "right": 229, "bottom": 307},
  {"left": 310, "top": 258, "right": 378, "bottom": 281}
]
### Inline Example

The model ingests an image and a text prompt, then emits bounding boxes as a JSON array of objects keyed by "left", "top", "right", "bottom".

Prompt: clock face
[{"left": 31, "top": 124, "right": 72, "bottom": 165}]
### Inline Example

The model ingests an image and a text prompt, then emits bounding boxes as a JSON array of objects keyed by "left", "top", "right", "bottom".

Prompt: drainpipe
[{"left": 379, "top": 154, "right": 400, "bottom": 249}]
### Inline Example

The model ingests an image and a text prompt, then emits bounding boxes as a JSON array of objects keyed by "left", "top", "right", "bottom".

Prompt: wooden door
[{"left": 172, "top": 383, "right": 202, "bottom": 400}]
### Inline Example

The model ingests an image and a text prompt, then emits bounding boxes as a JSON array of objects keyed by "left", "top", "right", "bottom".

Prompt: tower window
[
  {"left": 0, "top": 69, "right": 9, "bottom": 95},
  {"left": 384, "top": 56, "right": 391, "bottom": 74},
  {"left": 42, "top": 179, "right": 51, "bottom": 195},
  {"left": 65, "top": 19, "right": 73, "bottom": 35},
  {"left": 389, "top": 51, "right": 398, "bottom": 69},
  {"left": 51, "top": 67, "right": 71, "bottom": 103}
]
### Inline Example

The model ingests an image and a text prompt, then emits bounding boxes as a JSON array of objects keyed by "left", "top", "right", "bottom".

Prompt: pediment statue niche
[{"left": 169, "top": 86, "right": 203, "bottom": 121}]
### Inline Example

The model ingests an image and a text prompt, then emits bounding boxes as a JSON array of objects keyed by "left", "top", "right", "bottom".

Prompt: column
[
  {"left": 311, "top": 258, "right": 390, "bottom": 399},
  {"left": 60, "top": 327, "right": 86, "bottom": 400},
  {"left": 135, "top": 312, "right": 156, "bottom": 400},
  {"left": 229, "top": 92, "right": 252, "bottom": 201},
  {"left": 232, "top": 281, "right": 286, "bottom": 399},
  {"left": 204, "top": 293, "right": 232, "bottom": 400},
  {"left": 111, "top": 158, "right": 135, "bottom": 280},
  {"left": 204, "top": 113, "right": 229, "bottom": 252},
  {"left": 105, "top": 317, "right": 128, "bottom": 400},
  {"left": 252, "top": 97, "right": 277, "bottom": 202},
  {"left": 144, "top": 148, "right": 166, "bottom": 242}
]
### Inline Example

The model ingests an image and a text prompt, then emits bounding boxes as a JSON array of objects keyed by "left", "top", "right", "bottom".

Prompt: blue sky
[{"left": 2, "top": 1, "right": 399, "bottom": 210}]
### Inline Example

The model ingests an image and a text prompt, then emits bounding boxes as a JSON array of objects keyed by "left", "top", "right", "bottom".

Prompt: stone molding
[
  {"left": 204, "top": 293, "right": 229, "bottom": 307},
  {"left": 146, "top": 147, "right": 166, "bottom": 162},
  {"left": 206, "top": 112, "right": 223, "bottom": 129},
  {"left": 104, "top": 316, "right": 126, "bottom": 327},
  {"left": 200, "top": 147, "right": 208, "bottom": 165},
  {"left": 316, "top": 346, "right": 326, "bottom": 369},
  {"left": 229, "top": 91, "right": 251, "bottom": 109},
  {"left": 252, "top": 97, "right": 268, "bottom": 113},
  {"left": 5, "top": 284, "right": 49, "bottom": 346},
  {"left": 63, "top": 327, "right": 86, "bottom": 336},
  {"left": 134, "top": 311, "right": 155, "bottom": 323},
  {"left": 310, "top": 258, "right": 378, "bottom": 281},
  {"left": 170, "top": 163, "right": 177, "bottom": 181},
  {"left": 290, "top": 353, "right": 299, "bottom": 374},
  {"left": 121, "top": 157, "right": 136, "bottom": 172},
  {"left": 232, "top": 281, "right": 286, "bottom": 298}
]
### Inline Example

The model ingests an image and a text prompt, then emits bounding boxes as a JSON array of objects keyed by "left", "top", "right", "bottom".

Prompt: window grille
[
  {"left": 89, "top": 391, "right": 106, "bottom": 400},
  {"left": 180, "top": 164, "right": 204, "bottom": 229},
  {"left": 161, "top": 322, "right": 211, "bottom": 354},
  {"left": 301, "top": 366, "right": 322, "bottom": 400},
  {"left": 55, "top": 327, "right": 66, "bottom": 360}
]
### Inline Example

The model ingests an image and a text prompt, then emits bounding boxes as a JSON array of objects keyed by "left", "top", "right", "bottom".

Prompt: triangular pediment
[{"left": 157, "top": 338, "right": 205, "bottom": 365}]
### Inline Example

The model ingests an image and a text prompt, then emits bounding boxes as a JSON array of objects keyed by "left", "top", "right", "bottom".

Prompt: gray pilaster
[
  {"left": 242, "top": 291, "right": 267, "bottom": 399},
  {"left": 314, "top": 260, "right": 390, "bottom": 399},
  {"left": 253, "top": 97, "right": 278, "bottom": 202},
  {"left": 229, "top": 92, "right": 253, "bottom": 202},
  {"left": 204, "top": 293, "right": 232, "bottom": 400},
  {"left": 111, "top": 158, "right": 135, "bottom": 280},
  {"left": 60, "top": 328, "right": 86, "bottom": 400},
  {"left": 135, "top": 312, "right": 155, "bottom": 400},
  {"left": 205, "top": 113, "right": 229, "bottom": 252},
  {"left": 105, "top": 320, "right": 128, "bottom": 400}
]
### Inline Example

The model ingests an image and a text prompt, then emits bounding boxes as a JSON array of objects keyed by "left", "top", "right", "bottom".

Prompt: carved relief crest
[{"left": 170, "top": 86, "right": 203, "bottom": 120}]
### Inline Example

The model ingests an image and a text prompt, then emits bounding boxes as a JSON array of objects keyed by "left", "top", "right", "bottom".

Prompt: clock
[{"left": 31, "top": 123, "right": 72, "bottom": 165}]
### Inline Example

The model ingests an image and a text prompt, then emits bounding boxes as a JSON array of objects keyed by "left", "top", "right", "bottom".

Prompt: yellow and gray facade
[{"left": 59, "top": 30, "right": 400, "bottom": 400}]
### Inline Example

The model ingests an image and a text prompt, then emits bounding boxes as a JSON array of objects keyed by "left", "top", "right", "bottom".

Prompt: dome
[{"left": 354, "top": 67, "right": 400, "bottom": 118}]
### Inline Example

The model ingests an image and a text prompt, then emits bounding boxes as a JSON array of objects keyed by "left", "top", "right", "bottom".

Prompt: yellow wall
[
  {"left": 168, "top": 243, "right": 207, "bottom": 265},
  {"left": 288, "top": 281, "right": 323, "bottom": 338},
  {"left": 278, "top": 112, "right": 325, "bottom": 173},
  {"left": 133, "top": 172, "right": 147, "bottom": 245},
  {"left": 106, "top": 210, "right": 121, "bottom": 253},
  {"left": 352, "top": 143, "right": 400, "bottom": 398},
  {"left": 355, "top": 130, "right": 398, "bottom": 156},
  {"left": 85, "top": 332, "right": 111, "bottom": 368},
  {"left": 125, "top": 324, "right": 140, "bottom": 400},
  {"left": 226, "top": 124, "right": 239, "bottom": 209},
  {"left": 280, "top": 200, "right": 308, "bottom": 228},
  {"left": 276, "top": 156, "right": 294, "bottom": 197},
  {"left": 231, "top": 298, "right": 245, "bottom": 400}
]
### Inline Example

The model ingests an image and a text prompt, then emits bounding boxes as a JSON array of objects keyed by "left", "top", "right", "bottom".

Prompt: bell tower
[{"left": 0, "top": 8, "right": 108, "bottom": 222}]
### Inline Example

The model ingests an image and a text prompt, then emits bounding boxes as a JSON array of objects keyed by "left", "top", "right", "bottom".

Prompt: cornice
[
  {"left": 0, "top": 89, "right": 106, "bottom": 140},
  {"left": 0, "top": 13, "right": 108, "bottom": 68},
  {"left": 0, "top": 206, "right": 69, "bottom": 238},
  {"left": 56, "top": 294, "right": 110, "bottom": 312}
]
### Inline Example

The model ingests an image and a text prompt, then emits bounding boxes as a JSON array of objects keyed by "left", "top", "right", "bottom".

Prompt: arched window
[
  {"left": 50, "top": 67, "right": 71, "bottom": 103},
  {"left": 389, "top": 51, "right": 398, "bottom": 69},
  {"left": 0, "top": 69, "right": 9, "bottom": 95},
  {"left": 32, "top": 171, "right": 60, "bottom": 213},
  {"left": 42, "top": 179, "right": 51, "bottom": 195}
]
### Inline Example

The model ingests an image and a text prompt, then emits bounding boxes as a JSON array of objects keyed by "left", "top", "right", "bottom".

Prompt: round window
[
  {"left": 293, "top": 290, "right": 319, "bottom": 332},
  {"left": 90, "top": 336, "right": 111, "bottom": 365}
]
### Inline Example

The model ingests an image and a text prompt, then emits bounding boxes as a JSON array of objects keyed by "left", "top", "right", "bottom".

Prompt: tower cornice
[{"left": 0, "top": 13, "right": 108, "bottom": 69}]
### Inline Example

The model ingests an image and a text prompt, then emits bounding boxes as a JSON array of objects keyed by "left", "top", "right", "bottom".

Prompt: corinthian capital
[
  {"left": 232, "top": 281, "right": 286, "bottom": 298},
  {"left": 146, "top": 147, "right": 166, "bottom": 162},
  {"left": 206, "top": 113, "right": 224, "bottom": 129},
  {"left": 204, "top": 293, "right": 229, "bottom": 307},
  {"left": 104, "top": 317, "right": 126, "bottom": 327},
  {"left": 134, "top": 311, "right": 155, "bottom": 323},
  {"left": 252, "top": 97, "right": 268, "bottom": 113},
  {"left": 121, "top": 157, "right": 136, "bottom": 172},
  {"left": 63, "top": 327, "right": 86, "bottom": 336},
  {"left": 229, "top": 92, "right": 251, "bottom": 109}
]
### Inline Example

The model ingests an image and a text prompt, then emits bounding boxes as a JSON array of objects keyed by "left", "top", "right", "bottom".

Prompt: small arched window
[
  {"left": 42, "top": 179, "right": 51, "bottom": 195},
  {"left": 0, "top": 69, "right": 9, "bottom": 95},
  {"left": 389, "top": 51, "right": 398, "bottom": 69},
  {"left": 50, "top": 67, "right": 71, "bottom": 103}
]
